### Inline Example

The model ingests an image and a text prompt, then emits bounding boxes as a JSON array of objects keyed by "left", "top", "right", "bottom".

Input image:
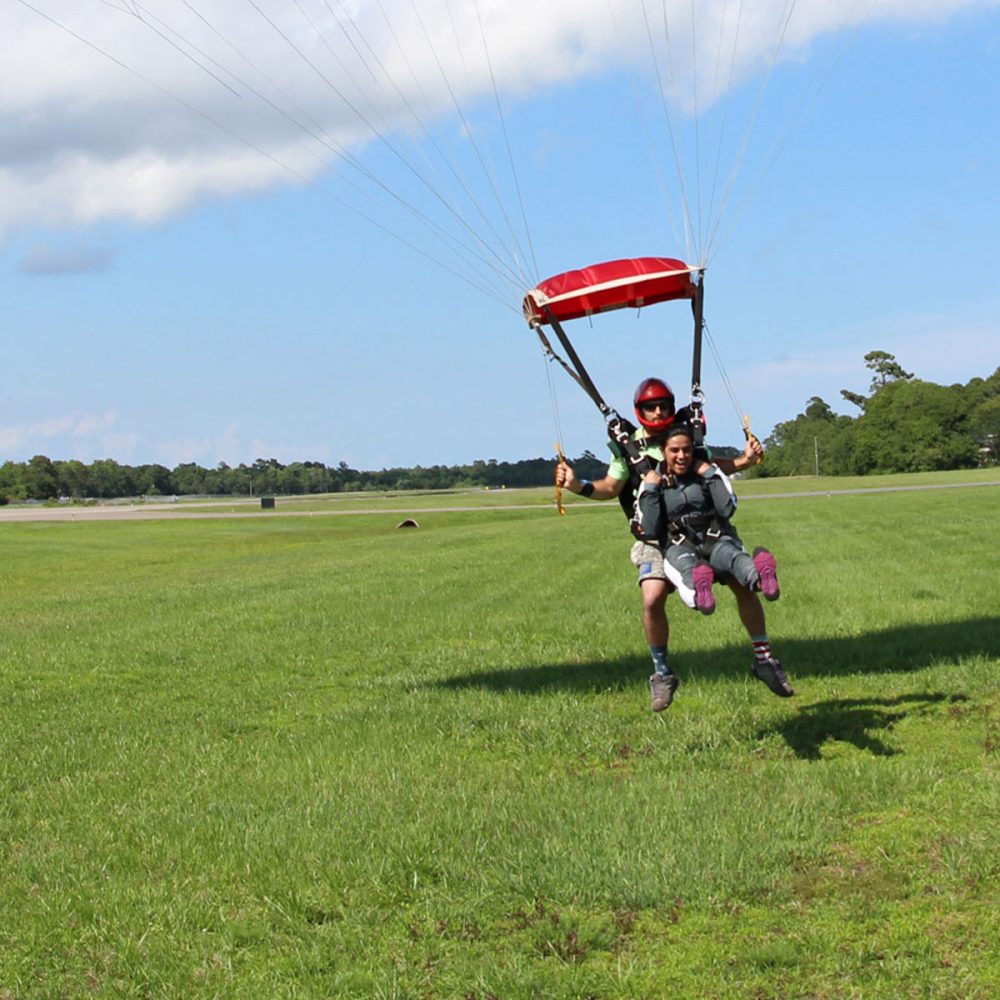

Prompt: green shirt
[
  {"left": 606, "top": 429, "right": 712, "bottom": 481},
  {"left": 606, "top": 429, "right": 664, "bottom": 481}
]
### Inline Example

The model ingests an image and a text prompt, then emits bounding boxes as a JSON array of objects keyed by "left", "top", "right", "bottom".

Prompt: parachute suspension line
[
  {"left": 364, "top": 0, "right": 501, "bottom": 224},
  {"left": 138, "top": 3, "right": 389, "bottom": 195},
  {"left": 94, "top": 6, "right": 519, "bottom": 313},
  {"left": 532, "top": 319, "right": 589, "bottom": 516},
  {"left": 702, "top": 0, "right": 746, "bottom": 262},
  {"left": 537, "top": 340, "right": 567, "bottom": 515},
  {"left": 532, "top": 325, "right": 581, "bottom": 396},
  {"left": 603, "top": 0, "right": 687, "bottom": 254},
  {"left": 642, "top": 0, "right": 697, "bottom": 263},
  {"left": 247, "top": 0, "right": 516, "bottom": 282},
  {"left": 95, "top": 1, "right": 140, "bottom": 16},
  {"left": 532, "top": 315, "right": 611, "bottom": 419},
  {"left": 115, "top": 0, "right": 525, "bottom": 300},
  {"left": 542, "top": 356, "right": 566, "bottom": 458},
  {"left": 688, "top": 0, "right": 705, "bottom": 257},
  {"left": 474, "top": 0, "right": 540, "bottom": 286},
  {"left": 701, "top": 0, "right": 800, "bottom": 262},
  {"left": 293, "top": 0, "right": 367, "bottom": 91},
  {"left": 340, "top": 0, "right": 533, "bottom": 291},
  {"left": 13, "top": 0, "right": 322, "bottom": 189},
  {"left": 114, "top": 2, "right": 242, "bottom": 98},
  {"left": 242, "top": 0, "right": 528, "bottom": 293},
  {"left": 708, "top": 0, "right": 880, "bottom": 258},
  {"left": 703, "top": 318, "right": 750, "bottom": 433},
  {"left": 319, "top": 0, "right": 530, "bottom": 292},
  {"left": 404, "top": 0, "right": 535, "bottom": 292},
  {"left": 401, "top": 0, "right": 537, "bottom": 290},
  {"left": 92, "top": 3, "right": 456, "bottom": 303},
  {"left": 688, "top": 273, "right": 754, "bottom": 443},
  {"left": 321, "top": 0, "right": 380, "bottom": 87}
]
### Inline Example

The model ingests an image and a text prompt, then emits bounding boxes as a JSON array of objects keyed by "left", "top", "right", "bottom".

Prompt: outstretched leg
[
  {"left": 710, "top": 538, "right": 781, "bottom": 601},
  {"left": 725, "top": 579, "right": 794, "bottom": 697}
]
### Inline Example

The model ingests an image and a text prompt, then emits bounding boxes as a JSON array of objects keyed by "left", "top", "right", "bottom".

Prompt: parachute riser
[
  {"left": 605, "top": 413, "right": 655, "bottom": 476},
  {"left": 534, "top": 308, "right": 613, "bottom": 420},
  {"left": 688, "top": 272, "right": 707, "bottom": 450},
  {"left": 531, "top": 311, "right": 653, "bottom": 476}
]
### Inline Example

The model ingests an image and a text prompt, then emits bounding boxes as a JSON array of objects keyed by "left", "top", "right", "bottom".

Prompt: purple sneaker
[
  {"left": 752, "top": 547, "right": 780, "bottom": 601},
  {"left": 692, "top": 562, "right": 716, "bottom": 615}
]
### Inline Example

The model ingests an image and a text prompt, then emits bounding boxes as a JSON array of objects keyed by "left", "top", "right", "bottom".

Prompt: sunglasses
[{"left": 640, "top": 401, "right": 673, "bottom": 414}]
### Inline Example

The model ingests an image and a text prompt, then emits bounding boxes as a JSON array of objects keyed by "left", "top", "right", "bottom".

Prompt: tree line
[
  {"left": 0, "top": 446, "right": 745, "bottom": 505},
  {"left": 3, "top": 352, "right": 995, "bottom": 502},
  {"left": 0, "top": 453, "right": 608, "bottom": 504},
  {"left": 756, "top": 352, "right": 1000, "bottom": 477}
]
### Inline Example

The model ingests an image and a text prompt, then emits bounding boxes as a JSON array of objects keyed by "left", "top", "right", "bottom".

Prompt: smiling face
[{"left": 663, "top": 431, "right": 693, "bottom": 476}]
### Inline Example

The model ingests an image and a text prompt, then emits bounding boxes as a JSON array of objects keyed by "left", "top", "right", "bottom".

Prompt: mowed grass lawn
[{"left": 1, "top": 479, "right": 997, "bottom": 998}]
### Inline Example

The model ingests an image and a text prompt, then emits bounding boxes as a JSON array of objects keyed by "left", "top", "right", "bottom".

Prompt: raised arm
[
  {"left": 556, "top": 460, "right": 627, "bottom": 500},
  {"left": 714, "top": 433, "right": 763, "bottom": 476}
]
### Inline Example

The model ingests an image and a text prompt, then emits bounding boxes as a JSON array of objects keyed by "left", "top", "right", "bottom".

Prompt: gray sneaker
[
  {"left": 650, "top": 672, "right": 679, "bottom": 712},
  {"left": 750, "top": 657, "right": 794, "bottom": 697}
]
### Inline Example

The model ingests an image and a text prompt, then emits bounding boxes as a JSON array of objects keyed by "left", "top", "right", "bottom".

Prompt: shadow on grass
[
  {"left": 434, "top": 656, "right": 646, "bottom": 696},
  {"left": 433, "top": 616, "right": 1000, "bottom": 695},
  {"left": 757, "top": 693, "right": 970, "bottom": 760},
  {"left": 774, "top": 615, "right": 1000, "bottom": 683}
]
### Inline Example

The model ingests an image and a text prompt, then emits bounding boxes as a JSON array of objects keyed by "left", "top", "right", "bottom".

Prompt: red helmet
[{"left": 633, "top": 377, "right": 676, "bottom": 434}]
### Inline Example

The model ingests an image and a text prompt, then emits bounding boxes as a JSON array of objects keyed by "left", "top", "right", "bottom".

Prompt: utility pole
[{"left": 814, "top": 437, "right": 820, "bottom": 477}]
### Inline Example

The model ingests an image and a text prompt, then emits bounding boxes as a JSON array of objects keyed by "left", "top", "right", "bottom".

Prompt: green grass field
[{"left": 1, "top": 476, "right": 997, "bottom": 998}]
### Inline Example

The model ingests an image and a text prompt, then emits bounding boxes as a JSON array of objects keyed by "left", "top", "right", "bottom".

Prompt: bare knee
[
  {"left": 640, "top": 579, "right": 670, "bottom": 645},
  {"left": 642, "top": 579, "right": 668, "bottom": 615}
]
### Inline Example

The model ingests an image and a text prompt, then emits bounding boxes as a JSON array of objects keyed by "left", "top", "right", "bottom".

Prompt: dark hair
[{"left": 663, "top": 422, "right": 693, "bottom": 442}]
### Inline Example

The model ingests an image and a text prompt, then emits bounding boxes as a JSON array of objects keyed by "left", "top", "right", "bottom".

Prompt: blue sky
[{"left": 3, "top": 0, "right": 998, "bottom": 470}]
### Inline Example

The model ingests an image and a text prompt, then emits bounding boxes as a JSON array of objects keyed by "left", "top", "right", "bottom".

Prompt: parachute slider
[{"left": 523, "top": 257, "right": 698, "bottom": 326}]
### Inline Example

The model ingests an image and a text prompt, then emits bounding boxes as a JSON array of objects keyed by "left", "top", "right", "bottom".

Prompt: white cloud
[
  {"left": 863, "top": 312, "right": 1000, "bottom": 384},
  {"left": 0, "top": 410, "right": 346, "bottom": 467},
  {"left": 4, "top": 0, "right": 996, "bottom": 247},
  {"left": 151, "top": 422, "right": 243, "bottom": 468},
  {"left": 729, "top": 308, "right": 1000, "bottom": 432},
  {"left": 0, "top": 410, "right": 119, "bottom": 454}
]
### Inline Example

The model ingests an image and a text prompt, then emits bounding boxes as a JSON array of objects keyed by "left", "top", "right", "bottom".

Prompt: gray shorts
[{"left": 630, "top": 540, "right": 674, "bottom": 588}]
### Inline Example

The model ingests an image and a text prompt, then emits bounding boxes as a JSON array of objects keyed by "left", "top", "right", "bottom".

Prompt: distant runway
[{"left": 0, "top": 480, "right": 997, "bottom": 523}]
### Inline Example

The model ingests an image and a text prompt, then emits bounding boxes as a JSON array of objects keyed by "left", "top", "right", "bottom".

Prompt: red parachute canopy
[{"left": 523, "top": 256, "right": 697, "bottom": 326}]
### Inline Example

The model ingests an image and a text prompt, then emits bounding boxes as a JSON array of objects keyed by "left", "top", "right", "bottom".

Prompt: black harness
[
  {"left": 606, "top": 409, "right": 706, "bottom": 538},
  {"left": 661, "top": 474, "right": 733, "bottom": 555}
]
